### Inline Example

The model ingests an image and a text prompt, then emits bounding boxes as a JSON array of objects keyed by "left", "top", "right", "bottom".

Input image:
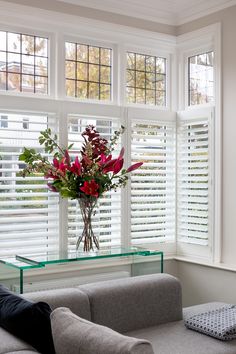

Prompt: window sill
[{"left": 173, "top": 256, "right": 236, "bottom": 274}]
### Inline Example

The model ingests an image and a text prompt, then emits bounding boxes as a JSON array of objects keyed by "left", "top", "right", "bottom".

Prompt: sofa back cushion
[
  {"left": 79, "top": 274, "right": 182, "bottom": 333},
  {"left": 24, "top": 287, "right": 91, "bottom": 321},
  {"left": 51, "top": 307, "right": 154, "bottom": 354}
]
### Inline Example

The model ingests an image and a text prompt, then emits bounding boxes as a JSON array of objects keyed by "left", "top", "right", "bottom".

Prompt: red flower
[
  {"left": 80, "top": 180, "right": 99, "bottom": 197},
  {"left": 69, "top": 156, "right": 81, "bottom": 176},
  {"left": 53, "top": 157, "right": 67, "bottom": 175},
  {"left": 127, "top": 162, "right": 143, "bottom": 172}
]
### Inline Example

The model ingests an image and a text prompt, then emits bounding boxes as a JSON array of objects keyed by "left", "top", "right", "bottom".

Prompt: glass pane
[
  {"left": 136, "top": 71, "right": 145, "bottom": 89},
  {"left": 35, "top": 76, "right": 47, "bottom": 94},
  {"left": 136, "top": 54, "right": 145, "bottom": 71},
  {"left": 146, "top": 56, "right": 155, "bottom": 72},
  {"left": 0, "top": 72, "right": 6, "bottom": 90},
  {"left": 127, "top": 52, "right": 135, "bottom": 70},
  {"left": 8, "top": 32, "right": 21, "bottom": 53},
  {"left": 77, "top": 62, "right": 88, "bottom": 81},
  {"left": 100, "top": 66, "right": 110, "bottom": 83},
  {"left": 89, "top": 46, "right": 99, "bottom": 64},
  {"left": 146, "top": 89, "right": 155, "bottom": 105},
  {"left": 89, "top": 64, "right": 99, "bottom": 82},
  {"left": 0, "top": 52, "right": 6, "bottom": 71},
  {"left": 156, "top": 91, "right": 165, "bottom": 106},
  {"left": 22, "top": 35, "right": 35, "bottom": 55},
  {"left": 8, "top": 53, "right": 21, "bottom": 72},
  {"left": 35, "top": 37, "right": 47, "bottom": 57},
  {"left": 100, "top": 48, "right": 111, "bottom": 65},
  {"left": 77, "top": 80, "right": 87, "bottom": 99},
  {"left": 136, "top": 88, "right": 145, "bottom": 104},
  {"left": 77, "top": 44, "right": 88, "bottom": 62},
  {"left": 88, "top": 82, "right": 99, "bottom": 99},
  {"left": 65, "top": 42, "right": 76, "bottom": 60},
  {"left": 156, "top": 58, "right": 165, "bottom": 73},
  {"left": 126, "top": 70, "right": 135, "bottom": 87},
  {"left": 22, "top": 74, "right": 34, "bottom": 92},
  {"left": 156, "top": 74, "right": 165, "bottom": 90},
  {"left": 0, "top": 31, "right": 6, "bottom": 51},
  {"left": 35, "top": 57, "right": 48, "bottom": 76},
  {"left": 100, "top": 84, "right": 110, "bottom": 100},
  {"left": 126, "top": 86, "right": 135, "bottom": 103},
  {"left": 66, "top": 61, "right": 76, "bottom": 79},
  {"left": 8, "top": 73, "right": 21, "bottom": 91},
  {"left": 146, "top": 72, "right": 155, "bottom": 90},
  {"left": 22, "top": 55, "right": 34, "bottom": 74},
  {"left": 66, "top": 79, "right": 75, "bottom": 97}
]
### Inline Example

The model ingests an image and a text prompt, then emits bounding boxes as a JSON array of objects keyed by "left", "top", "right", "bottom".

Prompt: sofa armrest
[{"left": 79, "top": 274, "right": 182, "bottom": 333}]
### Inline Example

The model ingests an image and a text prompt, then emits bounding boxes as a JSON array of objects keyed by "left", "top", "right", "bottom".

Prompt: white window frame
[
  {"left": 62, "top": 34, "right": 118, "bottom": 104},
  {"left": 122, "top": 45, "right": 171, "bottom": 110},
  {"left": 0, "top": 23, "right": 56, "bottom": 99}
]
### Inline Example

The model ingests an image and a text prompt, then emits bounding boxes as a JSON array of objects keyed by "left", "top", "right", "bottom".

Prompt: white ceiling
[{"left": 57, "top": 0, "right": 236, "bottom": 25}]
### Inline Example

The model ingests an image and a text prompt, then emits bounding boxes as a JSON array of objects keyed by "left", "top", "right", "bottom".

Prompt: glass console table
[{"left": 0, "top": 246, "right": 163, "bottom": 294}]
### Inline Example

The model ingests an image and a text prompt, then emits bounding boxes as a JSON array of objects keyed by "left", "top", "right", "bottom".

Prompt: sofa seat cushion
[
  {"left": 51, "top": 307, "right": 154, "bottom": 354},
  {"left": 126, "top": 303, "right": 236, "bottom": 354},
  {"left": 0, "top": 327, "right": 39, "bottom": 354}
]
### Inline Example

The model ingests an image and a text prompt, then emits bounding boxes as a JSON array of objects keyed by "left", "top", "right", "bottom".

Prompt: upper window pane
[
  {"left": 126, "top": 52, "right": 166, "bottom": 106},
  {"left": 65, "top": 41, "right": 112, "bottom": 101},
  {"left": 188, "top": 51, "right": 214, "bottom": 106},
  {"left": 0, "top": 31, "right": 48, "bottom": 94}
]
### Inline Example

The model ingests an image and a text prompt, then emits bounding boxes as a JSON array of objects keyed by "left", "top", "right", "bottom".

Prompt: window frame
[
  {"left": 0, "top": 23, "right": 55, "bottom": 99},
  {"left": 122, "top": 45, "right": 171, "bottom": 110},
  {"left": 62, "top": 34, "right": 118, "bottom": 105}
]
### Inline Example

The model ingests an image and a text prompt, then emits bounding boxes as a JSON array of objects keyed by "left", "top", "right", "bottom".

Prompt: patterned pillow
[{"left": 185, "top": 305, "right": 236, "bottom": 341}]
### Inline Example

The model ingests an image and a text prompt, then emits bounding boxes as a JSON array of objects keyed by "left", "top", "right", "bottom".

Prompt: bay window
[{"left": 0, "top": 20, "right": 219, "bottom": 264}]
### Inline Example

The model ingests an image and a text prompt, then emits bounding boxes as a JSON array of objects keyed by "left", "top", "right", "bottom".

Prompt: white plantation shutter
[
  {"left": 0, "top": 113, "right": 59, "bottom": 258},
  {"left": 130, "top": 120, "right": 176, "bottom": 244},
  {"left": 67, "top": 116, "right": 121, "bottom": 250},
  {"left": 177, "top": 109, "right": 213, "bottom": 245}
]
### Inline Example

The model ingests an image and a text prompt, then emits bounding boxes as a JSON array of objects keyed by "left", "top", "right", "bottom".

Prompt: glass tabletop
[{"left": 15, "top": 246, "right": 163, "bottom": 266}]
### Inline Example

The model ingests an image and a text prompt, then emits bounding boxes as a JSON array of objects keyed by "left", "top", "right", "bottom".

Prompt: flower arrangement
[{"left": 19, "top": 125, "right": 143, "bottom": 251}]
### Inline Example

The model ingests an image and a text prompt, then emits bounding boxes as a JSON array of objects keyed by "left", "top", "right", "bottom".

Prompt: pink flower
[
  {"left": 70, "top": 156, "right": 81, "bottom": 176},
  {"left": 80, "top": 180, "right": 99, "bottom": 198},
  {"left": 53, "top": 157, "right": 67, "bottom": 175},
  {"left": 113, "top": 158, "right": 124, "bottom": 174},
  {"left": 127, "top": 162, "right": 143, "bottom": 172}
]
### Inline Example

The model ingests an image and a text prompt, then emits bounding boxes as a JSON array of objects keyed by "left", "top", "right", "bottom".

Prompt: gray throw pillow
[{"left": 51, "top": 307, "right": 154, "bottom": 354}]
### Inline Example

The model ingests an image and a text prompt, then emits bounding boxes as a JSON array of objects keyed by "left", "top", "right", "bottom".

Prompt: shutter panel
[
  {"left": 177, "top": 110, "right": 213, "bottom": 245},
  {"left": 130, "top": 120, "right": 176, "bottom": 244},
  {"left": 67, "top": 116, "right": 121, "bottom": 250},
  {"left": 0, "top": 113, "right": 59, "bottom": 258}
]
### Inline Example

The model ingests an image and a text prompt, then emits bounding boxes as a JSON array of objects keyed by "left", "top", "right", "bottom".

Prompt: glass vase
[{"left": 76, "top": 197, "right": 99, "bottom": 252}]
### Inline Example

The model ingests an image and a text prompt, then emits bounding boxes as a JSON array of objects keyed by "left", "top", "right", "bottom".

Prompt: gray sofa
[{"left": 1, "top": 273, "right": 236, "bottom": 354}]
